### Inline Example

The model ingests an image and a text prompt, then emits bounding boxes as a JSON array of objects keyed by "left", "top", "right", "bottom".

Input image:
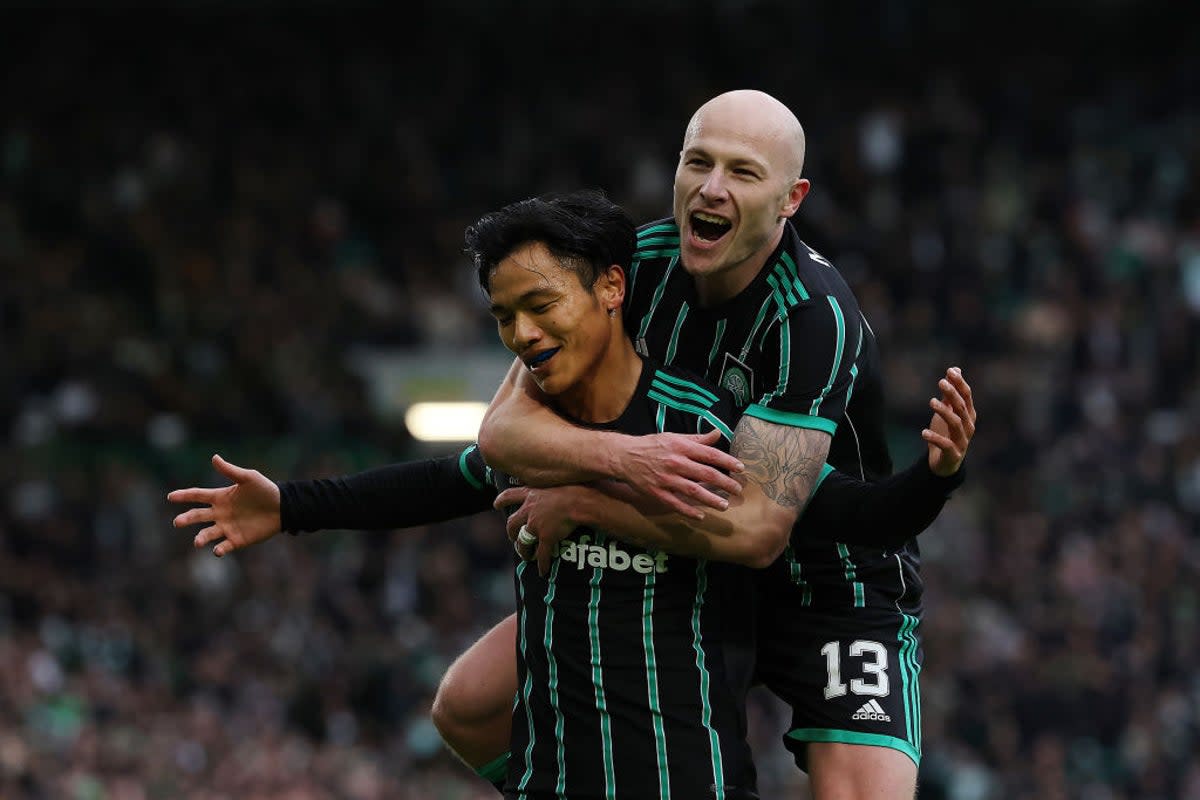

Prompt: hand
[
  {"left": 167, "top": 454, "right": 282, "bottom": 557},
  {"left": 611, "top": 429, "right": 744, "bottom": 519},
  {"left": 922, "top": 367, "right": 977, "bottom": 477},
  {"left": 494, "top": 485, "right": 584, "bottom": 576}
]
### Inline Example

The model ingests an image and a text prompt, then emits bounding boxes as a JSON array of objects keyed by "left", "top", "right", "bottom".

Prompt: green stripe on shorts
[{"left": 785, "top": 728, "right": 919, "bottom": 767}]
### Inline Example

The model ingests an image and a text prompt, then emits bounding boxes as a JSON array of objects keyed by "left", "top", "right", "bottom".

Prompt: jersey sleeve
[
  {"left": 743, "top": 294, "right": 863, "bottom": 435},
  {"left": 703, "top": 387, "right": 740, "bottom": 453},
  {"left": 280, "top": 443, "right": 497, "bottom": 534},
  {"left": 646, "top": 366, "right": 738, "bottom": 452}
]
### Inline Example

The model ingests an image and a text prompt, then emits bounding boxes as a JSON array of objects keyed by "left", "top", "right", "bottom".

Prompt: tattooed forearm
[{"left": 731, "top": 416, "right": 831, "bottom": 509}]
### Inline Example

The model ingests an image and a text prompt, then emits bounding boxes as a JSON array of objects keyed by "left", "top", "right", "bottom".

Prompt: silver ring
[{"left": 516, "top": 524, "right": 538, "bottom": 548}]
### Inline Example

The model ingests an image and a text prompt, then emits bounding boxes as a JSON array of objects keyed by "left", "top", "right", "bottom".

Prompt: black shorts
[{"left": 754, "top": 544, "right": 924, "bottom": 769}]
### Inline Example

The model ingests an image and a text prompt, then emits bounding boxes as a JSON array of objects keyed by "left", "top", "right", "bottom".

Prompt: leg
[
  {"left": 431, "top": 612, "right": 518, "bottom": 770},
  {"left": 807, "top": 742, "right": 917, "bottom": 799}
]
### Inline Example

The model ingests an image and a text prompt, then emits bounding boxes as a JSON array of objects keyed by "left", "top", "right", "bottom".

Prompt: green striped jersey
[
  {"left": 626, "top": 219, "right": 907, "bottom": 610},
  {"left": 464, "top": 357, "right": 759, "bottom": 800}
]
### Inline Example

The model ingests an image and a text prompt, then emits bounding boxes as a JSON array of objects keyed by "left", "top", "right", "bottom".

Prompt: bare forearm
[
  {"left": 567, "top": 419, "right": 832, "bottom": 567},
  {"left": 562, "top": 478, "right": 786, "bottom": 567},
  {"left": 478, "top": 359, "right": 620, "bottom": 486},
  {"left": 480, "top": 361, "right": 744, "bottom": 515},
  {"left": 567, "top": 483, "right": 749, "bottom": 564}
]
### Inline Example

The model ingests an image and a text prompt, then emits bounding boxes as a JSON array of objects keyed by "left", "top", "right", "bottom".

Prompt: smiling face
[
  {"left": 673, "top": 90, "right": 811, "bottom": 302},
  {"left": 487, "top": 241, "right": 625, "bottom": 398}
]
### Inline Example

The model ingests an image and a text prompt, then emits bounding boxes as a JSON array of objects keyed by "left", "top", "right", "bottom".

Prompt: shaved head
[
  {"left": 673, "top": 89, "right": 813, "bottom": 302},
  {"left": 683, "top": 89, "right": 807, "bottom": 180}
]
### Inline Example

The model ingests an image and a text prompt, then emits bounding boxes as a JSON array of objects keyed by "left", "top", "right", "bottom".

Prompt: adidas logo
[{"left": 851, "top": 699, "right": 891, "bottom": 722}]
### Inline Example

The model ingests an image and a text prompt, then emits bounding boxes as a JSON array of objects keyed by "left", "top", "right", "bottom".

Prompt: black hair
[{"left": 465, "top": 188, "right": 637, "bottom": 295}]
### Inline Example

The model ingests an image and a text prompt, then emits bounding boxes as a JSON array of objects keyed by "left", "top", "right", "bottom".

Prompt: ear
[
  {"left": 597, "top": 264, "right": 626, "bottom": 313},
  {"left": 778, "top": 178, "right": 811, "bottom": 220}
]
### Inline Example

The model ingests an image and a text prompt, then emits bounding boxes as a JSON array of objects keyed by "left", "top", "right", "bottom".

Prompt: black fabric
[
  {"left": 279, "top": 452, "right": 494, "bottom": 534},
  {"left": 799, "top": 456, "right": 966, "bottom": 550}
]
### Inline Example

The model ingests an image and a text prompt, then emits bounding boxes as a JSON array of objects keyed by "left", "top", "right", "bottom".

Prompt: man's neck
[{"left": 556, "top": 336, "right": 643, "bottom": 424}]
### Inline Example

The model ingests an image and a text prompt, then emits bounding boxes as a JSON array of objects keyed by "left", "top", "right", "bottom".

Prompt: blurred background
[{"left": 2, "top": 2, "right": 1199, "bottom": 798}]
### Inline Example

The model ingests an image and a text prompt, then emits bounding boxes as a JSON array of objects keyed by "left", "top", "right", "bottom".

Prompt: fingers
[
  {"left": 944, "top": 367, "right": 976, "bottom": 429},
  {"left": 651, "top": 486, "right": 708, "bottom": 520},
  {"left": 681, "top": 435, "right": 745, "bottom": 475},
  {"left": 937, "top": 377, "right": 964, "bottom": 414},
  {"left": 935, "top": 374, "right": 975, "bottom": 445},
  {"left": 494, "top": 486, "right": 529, "bottom": 513},
  {"left": 193, "top": 524, "right": 224, "bottom": 550},
  {"left": 505, "top": 507, "right": 529, "bottom": 542},
  {"left": 166, "top": 487, "right": 218, "bottom": 505},
  {"left": 925, "top": 391, "right": 967, "bottom": 477},
  {"left": 677, "top": 462, "right": 742, "bottom": 497},
  {"left": 173, "top": 507, "right": 216, "bottom": 529},
  {"left": 921, "top": 426, "right": 960, "bottom": 457},
  {"left": 212, "top": 454, "right": 253, "bottom": 483},
  {"left": 672, "top": 479, "right": 729, "bottom": 513},
  {"left": 929, "top": 396, "right": 967, "bottom": 443},
  {"left": 515, "top": 525, "right": 538, "bottom": 562},
  {"left": 537, "top": 539, "right": 553, "bottom": 577}
]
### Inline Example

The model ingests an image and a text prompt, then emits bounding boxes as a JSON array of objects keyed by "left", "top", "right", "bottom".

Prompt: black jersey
[
  {"left": 625, "top": 219, "right": 912, "bottom": 610},
  {"left": 463, "top": 357, "right": 759, "bottom": 800}
]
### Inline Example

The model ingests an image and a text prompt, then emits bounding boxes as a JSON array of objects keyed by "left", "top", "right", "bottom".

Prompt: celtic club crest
[{"left": 719, "top": 352, "right": 755, "bottom": 408}]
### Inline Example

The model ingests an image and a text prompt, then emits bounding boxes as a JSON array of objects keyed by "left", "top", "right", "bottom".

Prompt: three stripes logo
[{"left": 851, "top": 699, "right": 891, "bottom": 722}]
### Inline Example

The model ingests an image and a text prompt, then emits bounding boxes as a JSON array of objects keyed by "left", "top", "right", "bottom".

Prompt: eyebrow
[
  {"left": 489, "top": 287, "right": 557, "bottom": 315},
  {"left": 683, "top": 145, "right": 768, "bottom": 173}
]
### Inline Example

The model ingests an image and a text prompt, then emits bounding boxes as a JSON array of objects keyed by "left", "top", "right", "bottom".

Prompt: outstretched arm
[
  {"left": 480, "top": 357, "right": 745, "bottom": 517},
  {"left": 169, "top": 449, "right": 495, "bottom": 557}
]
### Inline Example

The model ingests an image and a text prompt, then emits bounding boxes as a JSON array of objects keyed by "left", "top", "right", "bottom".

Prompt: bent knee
[
  {"left": 432, "top": 614, "right": 518, "bottom": 741},
  {"left": 432, "top": 662, "right": 512, "bottom": 735},
  {"left": 430, "top": 678, "right": 460, "bottom": 736}
]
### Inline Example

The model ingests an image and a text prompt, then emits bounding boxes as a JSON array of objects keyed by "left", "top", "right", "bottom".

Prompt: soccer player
[
  {"left": 474, "top": 89, "right": 970, "bottom": 798},
  {"left": 468, "top": 189, "right": 769, "bottom": 798},
  {"left": 187, "top": 189, "right": 764, "bottom": 798}
]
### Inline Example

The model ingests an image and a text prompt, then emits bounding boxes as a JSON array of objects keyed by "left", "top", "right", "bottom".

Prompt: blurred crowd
[{"left": 3, "top": 5, "right": 1199, "bottom": 799}]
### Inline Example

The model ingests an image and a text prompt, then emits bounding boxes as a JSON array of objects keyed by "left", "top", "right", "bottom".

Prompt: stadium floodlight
[{"left": 404, "top": 402, "right": 490, "bottom": 442}]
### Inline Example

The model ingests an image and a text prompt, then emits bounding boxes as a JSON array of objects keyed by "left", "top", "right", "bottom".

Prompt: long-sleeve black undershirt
[
  {"left": 279, "top": 454, "right": 494, "bottom": 534},
  {"left": 797, "top": 455, "right": 965, "bottom": 549}
]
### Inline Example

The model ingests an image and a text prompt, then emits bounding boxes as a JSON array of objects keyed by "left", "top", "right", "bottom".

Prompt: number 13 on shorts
[
  {"left": 779, "top": 630, "right": 922, "bottom": 767},
  {"left": 821, "top": 639, "right": 889, "bottom": 699}
]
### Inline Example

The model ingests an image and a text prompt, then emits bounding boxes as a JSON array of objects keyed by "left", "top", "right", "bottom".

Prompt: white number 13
[{"left": 820, "top": 640, "right": 889, "bottom": 700}]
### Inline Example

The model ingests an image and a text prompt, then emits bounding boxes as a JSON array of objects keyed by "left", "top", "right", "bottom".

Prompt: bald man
[{"left": 478, "top": 89, "right": 954, "bottom": 798}]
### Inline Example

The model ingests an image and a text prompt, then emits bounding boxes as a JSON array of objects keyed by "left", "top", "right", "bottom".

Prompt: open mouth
[
  {"left": 690, "top": 211, "right": 732, "bottom": 242},
  {"left": 524, "top": 347, "right": 560, "bottom": 369}
]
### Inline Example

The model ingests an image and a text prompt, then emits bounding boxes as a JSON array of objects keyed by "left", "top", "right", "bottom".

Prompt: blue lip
[{"left": 527, "top": 348, "right": 560, "bottom": 367}]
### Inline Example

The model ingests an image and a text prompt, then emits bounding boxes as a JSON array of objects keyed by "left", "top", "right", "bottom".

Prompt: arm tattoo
[{"left": 731, "top": 416, "right": 831, "bottom": 510}]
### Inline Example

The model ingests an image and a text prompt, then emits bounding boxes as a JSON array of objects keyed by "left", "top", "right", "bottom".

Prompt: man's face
[
  {"left": 487, "top": 242, "right": 611, "bottom": 397},
  {"left": 672, "top": 110, "right": 801, "bottom": 285}
]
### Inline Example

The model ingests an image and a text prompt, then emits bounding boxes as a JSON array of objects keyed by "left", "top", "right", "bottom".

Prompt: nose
[
  {"left": 511, "top": 313, "right": 542, "bottom": 351},
  {"left": 699, "top": 170, "right": 728, "bottom": 202}
]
